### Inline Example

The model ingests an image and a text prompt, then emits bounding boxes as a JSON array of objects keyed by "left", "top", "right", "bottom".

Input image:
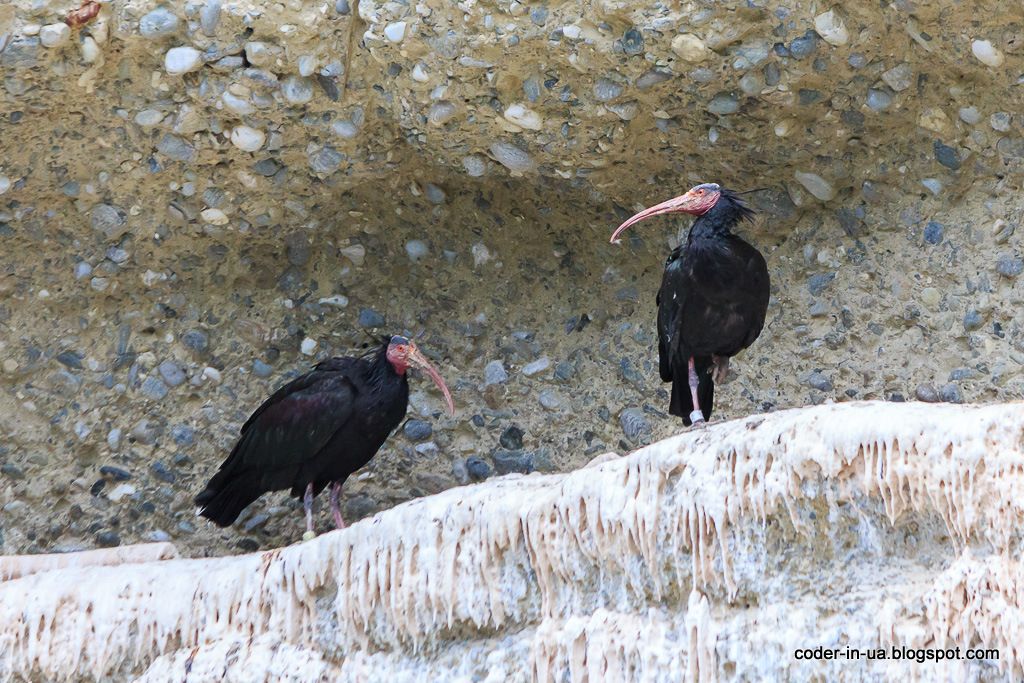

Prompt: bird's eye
[{"left": 698, "top": 189, "right": 704, "bottom": 194}]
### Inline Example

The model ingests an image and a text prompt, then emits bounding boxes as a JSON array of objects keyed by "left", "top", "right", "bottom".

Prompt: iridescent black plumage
[{"left": 656, "top": 189, "right": 769, "bottom": 424}]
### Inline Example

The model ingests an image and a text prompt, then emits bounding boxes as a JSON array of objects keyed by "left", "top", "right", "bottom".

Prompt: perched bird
[
  {"left": 610, "top": 183, "right": 770, "bottom": 426},
  {"left": 194, "top": 335, "right": 454, "bottom": 538}
]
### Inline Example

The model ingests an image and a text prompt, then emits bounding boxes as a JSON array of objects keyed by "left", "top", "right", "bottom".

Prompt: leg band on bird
[
  {"left": 687, "top": 358, "right": 705, "bottom": 424},
  {"left": 329, "top": 482, "right": 345, "bottom": 529}
]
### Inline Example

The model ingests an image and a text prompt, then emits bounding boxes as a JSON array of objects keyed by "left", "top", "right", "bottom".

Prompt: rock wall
[
  {"left": 2, "top": 0, "right": 1024, "bottom": 587},
  {"left": 2, "top": 402, "right": 1023, "bottom": 682}
]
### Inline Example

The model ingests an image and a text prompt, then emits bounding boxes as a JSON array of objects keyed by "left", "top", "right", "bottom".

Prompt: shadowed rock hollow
[{"left": 1, "top": 0, "right": 1024, "bottom": 594}]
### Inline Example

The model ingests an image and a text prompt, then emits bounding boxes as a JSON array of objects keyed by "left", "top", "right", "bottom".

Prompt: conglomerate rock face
[{"left": 1, "top": 0, "right": 1024, "bottom": 559}]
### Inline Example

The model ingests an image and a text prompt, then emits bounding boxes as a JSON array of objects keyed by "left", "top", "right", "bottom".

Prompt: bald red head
[{"left": 610, "top": 183, "right": 722, "bottom": 244}]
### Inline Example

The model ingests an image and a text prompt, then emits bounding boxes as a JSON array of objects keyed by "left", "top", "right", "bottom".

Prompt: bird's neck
[{"left": 686, "top": 198, "right": 747, "bottom": 244}]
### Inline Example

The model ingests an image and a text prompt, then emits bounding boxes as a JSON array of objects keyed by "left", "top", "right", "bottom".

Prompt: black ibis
[
  {"left": 610, "top": 183, "right": 770, "bottom": 426},
  {"left": 194, "top": 335, "right": 454, "bottom": 539}
]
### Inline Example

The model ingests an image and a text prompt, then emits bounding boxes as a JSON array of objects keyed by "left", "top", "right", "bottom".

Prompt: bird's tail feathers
[{"left": 194, "top": 476, "right": 262, "bottom": 528}]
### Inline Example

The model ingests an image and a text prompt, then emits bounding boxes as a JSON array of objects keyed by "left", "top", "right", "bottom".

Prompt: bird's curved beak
[
  {"left": 609, "top": 193, "right": 695, "bottom": 244},
  {"left": 407, "top": 345, "right": 455, "bottom": 415}
]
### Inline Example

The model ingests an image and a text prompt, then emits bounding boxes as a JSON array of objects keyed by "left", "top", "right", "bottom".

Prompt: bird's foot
[
  {"left": 302, "top": 530, "right": 317, "bottom": 542},
  {"left": 689, "top": 410, "right": 707, "bottom": 426},
  {"left": 712, "top": 355, "right": 730, "bottom": 385},
  {"left": 332, "top": 510, "right": 346, "bottom": 530}
]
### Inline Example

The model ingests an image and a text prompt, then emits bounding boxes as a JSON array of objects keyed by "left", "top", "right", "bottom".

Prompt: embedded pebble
[
  {"left": 671, "top": 34, "right": 708, "bottom": 62},
  {"left": 882, "top": 63, "right": 913, "bottom": 91},
  {"left": 201, "top": 0, "right": 221, "bottom": 37},
  {"left": 300, "top": 338, "right": 317, "bottom": 355},
  {"left": 428, "top": 100, "right": 458, "bottom": 126},
  {"left": 333, "top": 121, "right": 359, "bottom": 138},
  {"left": 404, "top": 420, "right": 432, "bottom": 442},
  {"left": 707, "top": 94, "right": 739, "bottom": 115},
  {"left": 384, "top": 22, "right": 407, "bottom": 43},
  {"left": 866, "top": 89, "right": 892, "bottom": 111},
  {"left": 140, "top": 376, "right": 169, "bottom": 400},
  {"left": 492, "top": 449, "right": 535, "bottom": 475},
  {"left": 522, "top": 357, "right": 550, "bottom": 376},
  {"left": 230, "top": 126, "right": 266, "bottom": 152},
  {"left": 466, "top": 456, "right": 491, "bottom": 481},
  {"left": 972, "top": 40, "right": 1004, "bottom": 68},
  {"left": 462, "top": 156, "right": 487, "bottom": 176},
  {"left": 405, "top": 240, "right": 429, "bottom": 261},
  {"left": 620, "top": 407, "right": 650, "bottom": 444},
  {"left": 489, "top": 142, "right": 535, "bottom": 173},
  {"left": 794, "top": 172, "right": 835, "bottom": 201},
  {"left": 504, "top": 103, "right": 543, "bottom": 130},
  {"left": 996, "top": 254, "right": 1023, "bottom": 278},
  {"left": 359, "top": 308, "right": 386, "bottom": 327},
  {"left": 281, "top": 76, "right": 313, "bottom": 104},
  {"left": 594, "top": 78, "right": 623, "bottom": 101},
  {"left": 158, "top": 361, "right": 185, "bottom": 387},
  {"left": 39, "top": 23, "right": 71, "bottom": 48},
  {"left": 485, "top": 360, "right": 508, "bottom": 385},
  {"left": 0, "top": 177, "right": 10, "bottom": 195},
  {"left": 164, "top": 47, "right": 201, "bottom": 76},
  {"left": 538, "top": 391, "right": 560, "bottom": 410},
  {"left": 340, "top": 244, "right": 366, "bottom": 266},
  {"left": 253, "top": 360, "right": 274, "bottom": 377},
  {"left": 140, "top": 8, "right": 180, "bottom": 39},
  {"left": 135, "top": 110, "right": 165, "bottom": 128},
  {"left": 813, "top": 10, "right": 848, "bottom": 46},
  {"left": 425, "top": 183, "right": 445, "bottom": 204},
  {"left": 990, "top": 112, "right": 1011, "bottom": 131}
]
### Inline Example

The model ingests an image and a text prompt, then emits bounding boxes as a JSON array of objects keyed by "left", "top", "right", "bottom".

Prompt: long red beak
[
  {"left": 408, "top": 346, "right": 455, "bottom": 415},
  {"left": 609, "top": 194, "right": 693, "bottom": 244}
]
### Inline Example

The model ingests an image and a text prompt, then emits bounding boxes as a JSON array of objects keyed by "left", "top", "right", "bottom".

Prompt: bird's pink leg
[
  {"left": 329, "top": 482, "right": 345, "bottom": 529},
  {"left": 687, "top": 358, "right": 705, "bottom": 424},
  {"left": 303, "top": 483, "right": 315, "bottom": 537}
]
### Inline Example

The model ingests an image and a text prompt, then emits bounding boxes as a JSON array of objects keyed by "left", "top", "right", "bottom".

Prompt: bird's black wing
[
  {"left": 206, "top": 366, "right": 359, "bottom": 493},
  {"left": 657, "top": 246, "right": 689, "bottom": 382},
  {"left": 727, "top": 237, "right": 770, "bottom": 353}
]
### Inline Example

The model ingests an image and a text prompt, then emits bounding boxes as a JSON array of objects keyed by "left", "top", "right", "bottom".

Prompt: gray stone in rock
[
  {"left": 139, "top": 8, "right": 180, "bottom": 38},
  {"left": 358, "top": 308, "right": 386, "bottom": 327},
  {"left": 934, "top": 141, "right": 960, "bottom": 170},
  {"left": 310, "top": 145, "right": 344, "bottom": 174},
  {"left": 404, "top": 419, "right": 432, "bottom": 442},
  {"left": 151, "top": 461, "right": 176, "bottom": 483},
  {"left": 200, "top": 0, "right": 221, "bottom": 36},
  {"left": 881, "top": 63, "right": 913, "bottom": 91},
  {"left": 452, "top": 458, "right": 470, "bottom": 485},
  {"left": 621, "top": 28, "right": 644, "bottom": 55},
  {"left": 211, "top": 55, "right": 243, "bottom": 71},
  {"left": 808, "top": 300, "right": 829, "bottom": 317},
  {"left": 278, "top": 266, "right": 302, "bottom": 292},
  {"left": 157, "top": 134, "right": 196, "bottom": 163},
  {"left": 158, "top": 361, "right": 185, "bottom": 387},
  {"left": 529, "top": 6, "right": 548, "bottom": 25},
  {"left": 1, "top": 37, "right": 40, "bottom": 69},
  {"left": 866, "top": 89, "right": 892, "bottom": 111},
  {"left": 538, "top": 390, "right": 560, "bottom": 410},
  {"left": 949, "top": 368, "right": 980, "bottom": 381},
  {"left": 132, "top": 419, "right": 160, "bottom": 445},
  {"left": 462, "top": 156, "right": 487, "bottom": 177},
  {"left": 62, "top": 181, "right": 80, "bottom": 197},
  {"left": 923, "top": 221, "right": 943, "bottom": 244},
  {"left": 425, "top": 183, "right": 445, "bottom": 204},
  {"left": 91, "top": 204, "right": 126, "bottom": 238},
  {"left": 140, "top": 376, "right": 169, "bottom": 400},
  {"left": 489, "top": 142, "right": 535, "bottom": 173},
  {"left": 637, "top": 68, "right": 672, "bottom": 91},
  {"left": 939, "top": 383, "right": 963, "bottom": 404},
  {"left": 522, "top": 357, "right": 550, "bottom": 376},
  {"left": 963, "top": 311, "right": 983, "bottom": 332},
  {"left": 428, "top": 100, "right": 458, "bottom": 126},
  {"left": 181, "top": 330, "right": 209, "bottom": 354},
  {"left": 808, "top": 372, "right": 833, "bottom": 391},
  {"left": 96, "top": 531, "right": 120, "bottom": 548},
  {"left": 286, "top": 233, "right": 310, "bottom": 266},
  {"left": 788, "top": 30, "right": 817, "bottom": 58},
  {"left": 500, "top": 425, "right": 524, "bottom": 450},
  {"left": 202, "top": 187, "right": 225, "bottom": 208},
  {"left": 848, "top": 53, "right": 867, "bottom": 68},
  {"left": 336, "top": 0, "right": 350, "bottom": 13},
  {"left": 252, "top": 359, "right": 273, "bottom": 377},
  {"left": 997, "top": 254, "right": 1023, "bottom": 278},
  {"left": 594, "top": 78, "right": 623, "bottom": 101},
  {"left": 807, "top": 273, "right": 836, "bottom": 296},
  {"left": 466, "top": 456, "right": 490, "bottom": 481},
  {"left": 281, "top": 76, "right": 314, "bottom": 104},
  {"left": 252, "top": 158, "right": 280, "bottom": 177},
  {"left": 485, "top": 360, "right": 508, "bottom": 385},
  {"left": 708, "top": 93, "right": 739, "bottom": 115},
  {"left": 620, "top": 407, "right": 650, "bottom": 443},
  {"left": 492, "top": 449, "right": 535, "bottom": 475},
  {"left": 57, "top": 352, "right": 84, "bottom": 369},
  {"left": 332, "top": 121, "right": 358, "bottom": 138},
  {"left": 554, "top": 361, "right": 575, "bottom": 382},
  {"left": 405, "top": 239, "right": 429, "bottom": 261},
  {"left": 170, "top": 424, "right": 194, "bottom": 447},
  {"left": 1, "top": 464, "right": 26, "bottom": 480},
  {"left": 100, "top": 465, "right": 132, "bottom": 481},
  {"left": 107, "top": 428, "right": 121, "bottom": 451},
  {"left": 523, "top": 75, "right": 541, "bottom": 102},
  {"left": 916, "top": 383, "right": 939, "bottom": 402},
  {"left": 244, "top": 513, "right": 270, "bottom": 531}
]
